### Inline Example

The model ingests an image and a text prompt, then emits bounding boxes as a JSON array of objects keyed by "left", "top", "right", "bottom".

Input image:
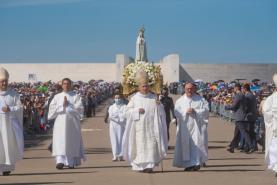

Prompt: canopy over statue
[{"left": 135, "top": 27, "right": 148, "bottom": 62}]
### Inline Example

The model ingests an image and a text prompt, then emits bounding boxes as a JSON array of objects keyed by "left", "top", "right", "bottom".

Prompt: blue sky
[{"left": 0, "top": 0, "right": 276, "bottom": 63}]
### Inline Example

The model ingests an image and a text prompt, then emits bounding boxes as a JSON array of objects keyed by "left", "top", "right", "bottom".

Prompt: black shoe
[
  {"left": 48, "top": 143, "right": 52, "bottom": 153},
  {"left": 240, "top": 149, "right": 248, "bottom": 153},
  {"left": 184, "top": 166, "right": 194, "bottom": 171},
  {"left": 202, "top": 163, "right": 207, "bottom": 167},
  {"left": 254, "top": 146, "right": 258, "bottom": 151},
  {"left": 143, "top": 168, "right": 153, "bottom": 173},
  {"left": 275, "top": 173, "right": 277, "bottom": 177},
  {"left": 227, "top": 147, "right": 234, "bottom": 153},
  {"left": 236, "top": 146, "right": 242, "bottom": 150},
  {"left": 193, "top": 165, "right": 201, "bottom": 171},
  {"left": 56, "top": 163, "right": 64, "bottom": 170},
  {"left": 2, "top": 171, "right": 11, "bottom": 176},
  {"left": 246, "top": 148, "right": 255, "bottom": 154},
  {"left": 68, "top": 165, "right": 75, "bottom": 169}
]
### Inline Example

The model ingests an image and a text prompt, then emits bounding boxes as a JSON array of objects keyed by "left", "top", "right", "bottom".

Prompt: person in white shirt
[
  {"left": 122, "top": 70, "right": 167, "bottom": 173},
  {"left": 263, "top": 73, "right": 277, "bottom": 177},
  {"left": 0, "top": 67, "right": 23, "bottom": 176},
  {"left": 108, "top": 94, "right": 127, "bottom": 161},
  {"left": 48, "top": 78, "right": 85, "bottom": 169},
  {"left": 173, "top": 83, "right": 209, "bottom": 171}
]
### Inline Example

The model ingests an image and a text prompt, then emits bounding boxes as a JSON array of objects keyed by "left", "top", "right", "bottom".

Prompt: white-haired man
[
  {"left": 0, "top": 67, "right": 24, "bottom": 176},
  {"left": 263, "top": 73, "right": 277, "bottom": 177},
  {"left": 122, "top": 70, "right": 168, "bottom": 173},
  {"left": 173, "top": 83, "right": 209, "bottom": 171}
]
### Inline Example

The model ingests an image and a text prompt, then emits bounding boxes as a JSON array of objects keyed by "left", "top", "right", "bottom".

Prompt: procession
[
  {"left": 1, "top": 0, "right": 276, "bottom": 184},
  {"left": 0, "top": 29, "right": 277, "bottom": 185}
]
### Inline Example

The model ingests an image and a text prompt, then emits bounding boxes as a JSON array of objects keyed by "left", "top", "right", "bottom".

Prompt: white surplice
[
  {"left": 173, "top": 94, "right": 209, "bottom": 168},
  {"left": 122, "top": 92, "right": 168, "bottom": 171},
  {"left": 48, "top": 91, "right": 85, "bottom": 166},
  {"left": 0, "top": 88, "right": 23, "bottom": 172},
  {"left": 108, "top": 103, "right": 127, "bottom": 159},
  {"left": 263, "top": 92, "right": 277, "bottom": 172}
]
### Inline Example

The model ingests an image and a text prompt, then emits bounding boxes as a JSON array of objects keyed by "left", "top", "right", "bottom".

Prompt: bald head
[
  {"left": 184, "top": 83, "right": 196, "bottom": 97},
  {"left": 0, "top": 67, "right": 9, "bottom": 91}
]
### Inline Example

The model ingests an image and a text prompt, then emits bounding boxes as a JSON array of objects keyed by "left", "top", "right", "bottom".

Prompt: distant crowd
[{"left": 10, "top": 80, "right": 119, "bottom": 138}]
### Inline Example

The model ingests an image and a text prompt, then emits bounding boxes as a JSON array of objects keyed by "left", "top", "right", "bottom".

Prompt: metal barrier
[{"left": 211, "top": 101, "right": 234, "bottom": 122}]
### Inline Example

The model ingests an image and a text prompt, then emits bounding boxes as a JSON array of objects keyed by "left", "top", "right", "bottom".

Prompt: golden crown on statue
[{"left": 122, "top": 61, "right": 163, "bottom": 95}]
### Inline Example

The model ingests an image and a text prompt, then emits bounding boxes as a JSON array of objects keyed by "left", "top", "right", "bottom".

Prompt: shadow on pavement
[
  {"left": 206, "top": 164, "right": 261, "bottom": 167},
  {"left": 0, "top": 182, "right": 73, "bottom": 185},
  {"left": 77, "top": 165, "right": 130, "bottom": 169},
  {"left": 209, "top": 141, "right": 229, "bottom": 144},
  {"left": 85, "top": 147, "right": 112, "bottom": 154},
  {"left": 199, "top": 169, "right": 264, "bottom": 172},
  {"left": 24, "top": 148, "right": 50, "bottom": 151},
  {"left": 208, "top": 146, "right": 226, "bottom": 149},
  {"left": 209, "top": 157, "right": 256, "bottom": 160},
  {"left": 23, "top": 156, "right": 53, "bottom": 160},
  {"left": 152, "top": 169, "right": 264, "bottom": 174},
  {"left": 11, "top": 171, "right": 96, "bottom": 176}
]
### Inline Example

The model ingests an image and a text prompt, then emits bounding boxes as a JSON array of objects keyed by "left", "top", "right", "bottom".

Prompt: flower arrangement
[{"left": 122, "top": 61, "right": 163, "bottom": 95}]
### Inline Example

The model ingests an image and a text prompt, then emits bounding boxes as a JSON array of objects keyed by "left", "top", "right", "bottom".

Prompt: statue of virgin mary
[{"left": 135, "top": 27, "right": 148, "bottom": 62}]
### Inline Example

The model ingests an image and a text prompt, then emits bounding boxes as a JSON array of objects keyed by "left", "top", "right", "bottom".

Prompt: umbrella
[
  {"left": 252, "top": 79, "right": 260, "bottom": 83},
  {"left": 235, "top": 78, "right": 246, "bottom": 82},
  {"left": 194, "top": 79, "right": 203, "bottom": 83}
]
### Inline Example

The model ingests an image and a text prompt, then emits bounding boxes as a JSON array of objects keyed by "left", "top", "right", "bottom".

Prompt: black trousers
[
  {"left": 230, "top": 121, "right": 254, "bottom": 149},
  {"left": 248, "top": 122, "right": 256, "bottom": 148}
]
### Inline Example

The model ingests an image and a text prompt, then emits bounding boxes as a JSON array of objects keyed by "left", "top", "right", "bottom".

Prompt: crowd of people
[
  {"left": 9, "top": 79, "right": 118, "bottom": 138},
  {"left": 169, "top": 80, "right": 275, "bottom": 154},
  {"left": 1, "top": 66, "right": 277, "bottom": 178},
  {"left": 167, "top": 77, "right": 276, "bottom": 176}
]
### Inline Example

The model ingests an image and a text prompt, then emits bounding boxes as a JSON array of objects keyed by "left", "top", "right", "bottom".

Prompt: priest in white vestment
[
  {"left": 263, "top": 74, "right": 277, "bottom": 177},
  {"left": 0, "top": 67, "right": 23, "bottom": 176},
  {"left": 108, "top": 94, "right": 127, "bottom": 161},
  {"left": 173, "top": 83, "right": 209, "bottom": 171},
  {"left": 48, "top": 78, "right": 85, "bottom": 169},
  {"left": 122, "top": 70, "right": 168, "bottom": 173}
]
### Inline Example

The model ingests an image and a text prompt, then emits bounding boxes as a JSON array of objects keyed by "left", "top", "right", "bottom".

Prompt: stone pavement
[{"left": 0, "top": 95, "right": 276, "bottom": 185}]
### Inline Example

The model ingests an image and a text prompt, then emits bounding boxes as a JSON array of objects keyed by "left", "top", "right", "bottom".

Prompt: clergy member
[
  {"left": 48, "top": 78, "right": 85, "bottom": 169},
  {"left": 0, "top": 67, "right": 24, "bottom": 176},
  {"left": 173, "top": 83, "right": 209, "bottom": 171},
  {"left": 122, "top": 70, "right": 168, "bottom": 173},
  {"left": 263, "top": 73, "right": 277, "bottom": 177},
  {"left": 108, "top": 94, "right": 127, "bottom": 161}
]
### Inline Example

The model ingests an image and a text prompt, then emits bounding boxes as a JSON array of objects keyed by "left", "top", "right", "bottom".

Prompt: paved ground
[{"left": 1, "top": 95, "right": 276, "bottom": 185}]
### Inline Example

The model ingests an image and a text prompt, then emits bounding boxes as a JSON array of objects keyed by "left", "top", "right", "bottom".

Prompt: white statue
[{"left": 135, "top": 27, "right": 148, "bottom": 62}]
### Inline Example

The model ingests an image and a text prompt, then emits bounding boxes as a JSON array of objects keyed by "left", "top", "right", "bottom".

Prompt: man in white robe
[
  {"left": 173, "top": 83, "right": 209, "bottom": 171},
  {"left": 0, "top": 67, "right": 23, "bottom": 176},
  {"left": 263, "top": 74, "right": 277, "bottom": 177},
  {"left": 122, "top": 70, "right": 168, "bottom": 173},
  {"left": 48, "top": 78, "right": 85, "bottom": 169},
  {"left": 108, "top": 94, "right": 126, "bottom": 161}
]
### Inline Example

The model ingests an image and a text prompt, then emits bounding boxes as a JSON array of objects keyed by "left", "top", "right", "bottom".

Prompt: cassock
[
  {"left": 48, "top": 91, "right": 85, "bottom": 167},
  {"left": 173, "top": 94, "right": 209, "bottom": 168},
  {"left": 263, "top": 92, "right": 277, "bottom": 172},
  {"left": 122, "top": 92, "right": 168, "bottom": 171},
  {"left": 108, "top": 103, "right": 127, "bottom": 159},
  {"left": 0, "top": 89, "right": 23, "bottom": 172}
]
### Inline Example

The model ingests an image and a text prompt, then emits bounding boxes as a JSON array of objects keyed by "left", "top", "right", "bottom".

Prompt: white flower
[{"left": 123, "top": 61, "right": 162, "bottom": 88}]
